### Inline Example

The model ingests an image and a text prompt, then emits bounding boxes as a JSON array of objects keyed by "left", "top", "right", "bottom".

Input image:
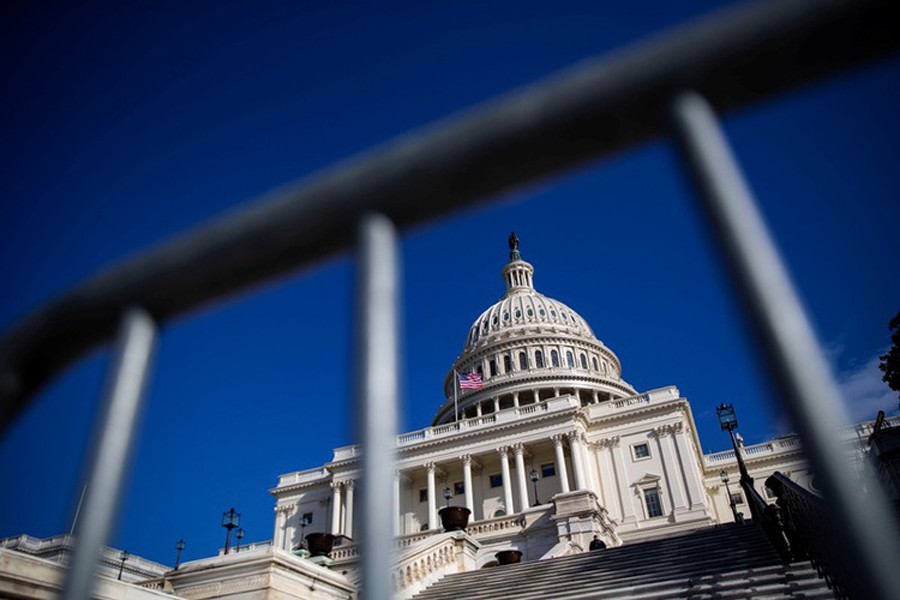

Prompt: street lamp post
[
  {"left": 716, "top": 403, "right": 753, "bottom": 486},
  {"left": 221, "top": 507, "right": 241, "bottom": 555},
  {"left": 117, "top": 550, "right": 129, "bottom": 580},
  {"left": 299, "top": 514, "right": 311, "bottom": 549},
  {"left": 720, "top": 470, "right": 741, "bottom": 522},
  {"left": 529, "top": 469, "right": 541, "bottom": 505},
  {"left": 236, "top": 528, "right": 245, "bottom": 553},
  {"left": 174, "top": 539, "right": 185, "bottom": 570},
  {"left": 442, "top": 487, "right": 452, "bottom": 508}
]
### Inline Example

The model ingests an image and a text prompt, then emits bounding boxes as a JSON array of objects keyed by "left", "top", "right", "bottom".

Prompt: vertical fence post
[
  {"left": 669, "top": 90, "right": 900, "bottom": 600},
  {"left": 62, "top": 308, "right": 157, "bottom": 600},
  {"left": 356, "top": 214, "right": 400, "bottom": 600}
]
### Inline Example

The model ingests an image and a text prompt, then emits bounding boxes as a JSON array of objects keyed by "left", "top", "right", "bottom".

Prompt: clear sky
[{"left": 1, "top": 0, "right": 898, "bottom": 568}]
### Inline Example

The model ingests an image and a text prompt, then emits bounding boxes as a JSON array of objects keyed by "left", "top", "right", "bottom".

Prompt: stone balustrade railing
[
  {"left": 392, "top": 532, "right": 480, "bottom": 600},
  {"left": 277, "top": 467, "right": 330, "bottom": 487},
  {"left": 466, "top": 514, "right": 526, "bottom": 539}
]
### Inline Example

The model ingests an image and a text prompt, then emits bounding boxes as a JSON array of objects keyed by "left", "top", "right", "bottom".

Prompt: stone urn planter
[
  {"left": 495, "top": 550, "right": 523, "bottom": 565},
  {"left": 438, "top": 506, "right": 471, "bottom": 532},
  {"left": 305, "top": 533, "right": 335, "bottom": 557}
]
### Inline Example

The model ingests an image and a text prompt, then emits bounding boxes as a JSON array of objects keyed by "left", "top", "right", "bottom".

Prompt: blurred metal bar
[
  {"left": 355, "top": 214, "right": 400, "bottom": 600},
  {"left": 669, "top": 91, "right": 900, "bottom": 600},
  {"left": 2, "top": 0, "right": 898, "bottom": 429},
  {"left": 61, "top": 308, "right": 157, "bottom": 600}
]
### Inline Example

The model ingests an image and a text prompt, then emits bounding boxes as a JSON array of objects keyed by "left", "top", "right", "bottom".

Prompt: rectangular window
[
  {"left": 489, "top": 474, "right": 503, "bottom": 488},
  {"left": 632, "top": 443, "right": 651, "bottom": 460},
  {"left": 301, "top": 512, "right": 313, "bottom": 526},
  {"left": 730, "top": 492, "right": 744, "bottom": 505},
  {"left": 454, "top": 481, "right": 465, "bottom": 496},
  {"left": 419, "top": 489, "right": 428, "bottom": 503},
  {"left": 644, "top": 488, "right": 663, "bottom": 518},
  {"left": 541, "top": 463, "right": 556, "bottom": 478}
]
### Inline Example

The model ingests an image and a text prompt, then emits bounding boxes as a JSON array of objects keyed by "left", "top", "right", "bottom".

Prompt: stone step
[{"left": 410, "top": 524, "right": 834, "bottom": 600}]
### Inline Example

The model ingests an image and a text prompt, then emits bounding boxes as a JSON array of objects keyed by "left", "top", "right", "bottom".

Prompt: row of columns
[
  {"left": 330, "top": 480, "right": 354, "bottom": 537},
  {"left": 395, "top": 431, "right": 592, "bottom": 533},
  {"left": 463, "top": 388, "right": 611, "bottom": 419}
]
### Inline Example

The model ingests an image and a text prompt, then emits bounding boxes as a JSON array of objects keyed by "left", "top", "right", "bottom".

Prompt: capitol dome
[{"left": 433, "top": 235, "right": 637, "bottom": 425}]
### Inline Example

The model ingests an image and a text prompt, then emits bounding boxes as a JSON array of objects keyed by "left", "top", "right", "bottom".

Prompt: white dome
[{"left": 433, "top": 235, "right": 636, "bottom": 426}]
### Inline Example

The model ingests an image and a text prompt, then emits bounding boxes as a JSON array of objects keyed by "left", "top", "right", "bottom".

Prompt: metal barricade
[{"left": 1, "top": 0, "right": 898, "bottom": 598}]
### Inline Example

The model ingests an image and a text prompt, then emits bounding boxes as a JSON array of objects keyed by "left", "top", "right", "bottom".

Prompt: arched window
[
  {"left": 535, "top": 350, "right": 544, "bottom": 368},
  {"left": 503, "top": 355, "right": 512, "bottom": 373},
  {"left": 551, "top": 350, "right": 560, "bottom": 368},
  {"left": 477, "top": 364, "right": 484, "bottom": 376},
  {"left": 489, "top": 360, "right": 498, "bottom": 377},
  {"left": 566, "top": 351, "right": 574, "bottom": 368},
  {"left": 580, "top": 354, "right": 588, "bottom": 369},
  {"left": 592, "top": 357, "right": 599, "bottom": 371},
  {"left": 519, "top": 352, "right": 528, "bottom": 370}
]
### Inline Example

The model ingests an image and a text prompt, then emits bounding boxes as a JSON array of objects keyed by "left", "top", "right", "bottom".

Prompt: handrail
[
  {"left": 1, "top": 0, "right": 898, "bottom": 428},
  {"left": 766, "top": 472, "right": 853, "bottom": 599}
]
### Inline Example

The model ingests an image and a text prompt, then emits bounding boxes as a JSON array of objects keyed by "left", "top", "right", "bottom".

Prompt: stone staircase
[{"left": 411, "top": 523, "right": 835, "bottom": 599}]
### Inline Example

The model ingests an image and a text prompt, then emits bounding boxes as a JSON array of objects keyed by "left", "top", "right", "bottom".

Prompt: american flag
[{"left": 457, "top": 371, "right": 484, "bottom": 390}]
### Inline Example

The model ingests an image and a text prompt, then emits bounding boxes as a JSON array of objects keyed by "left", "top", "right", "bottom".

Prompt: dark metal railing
[
  {"left": 767, "top": 472, "right": 856, "bottom": 599},
  {"left": 1, "top": 1, "right": 899, "bottom": 599},
  {"left": 738, "top": 476, "right": 794, "bottom": 563}
]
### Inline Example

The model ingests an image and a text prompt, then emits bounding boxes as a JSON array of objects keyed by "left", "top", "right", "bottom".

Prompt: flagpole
[{"left": 453, "top": 369, "right": 459, "bottom": 422}]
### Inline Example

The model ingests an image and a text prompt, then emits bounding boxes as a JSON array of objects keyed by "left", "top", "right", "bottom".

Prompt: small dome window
[
  {"left": 482, "top": 321, "right": 488, "bottom": 332},
  {"left": 562, "top": 312, "right": 568, "bottom": 321},
  {"left": 539, "top": 308, "right": 546, "bottom": 317},
  {"left": 592, "top": 357, "right": 599, "bottom": 371},
  {"left": 515, "top": 309, "right": 521, "bottom": 319},
  {"left": 527, "top": 308, "right": 534, "bottom": 317},
  {"left": 550, "top": 310, "right": 557, "bottom": 318},
  {"left": 492, "top": 316, "right": 498, "bottom": 326},
  {"left": 503, "top": 311, "right": 509, "bottom": 322},
  {"left": 580, "top": 354, "right": 588, "bottom": 370}
]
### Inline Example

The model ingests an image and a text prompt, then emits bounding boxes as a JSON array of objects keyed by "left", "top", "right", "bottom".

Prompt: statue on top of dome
[{"left": 508, "top": 231, "right": 521, "bottom": 261}]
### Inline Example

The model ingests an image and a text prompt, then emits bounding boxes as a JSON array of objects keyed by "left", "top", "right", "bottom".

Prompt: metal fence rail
[{"left": 1, "top": 0, "right": 899, "bottom": 598}]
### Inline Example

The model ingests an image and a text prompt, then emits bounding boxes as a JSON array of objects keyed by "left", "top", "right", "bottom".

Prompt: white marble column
[
  {"left": 285, "top": 505, "right": 297, "bottom": 549},
  {"left": 330, "top": 482, "right": 343, "bottom": 535},
  {"left": 426, "top": 462, "right": 438, "bottom": 530},
  {"left": 672, "top": 423, "right": 706, "bottom": 508},
  {"left": 513, "top": 443, "right": 530, "bottom": 512},
  {"left": 462, "top": 455, "right": 475, "bottom": 514},
  {"left": 498, "top": 447, "right": 515, "bottom": 513},
  {"left": 655, "top": 425, "right": 687, "bottom": 513},
  {"left": 392, "top": 472, "right": 401, "bottom": 536},
  {"left": 344, "top": 480, "right": 355, "bottom": 538},
  {"left": 552, "top": 434, "right": 571, "bottom": 493},
  {"left": 610, "top": 438, "right": 636, "bottom": 521},
  {"left": 589, "top": 442, "right": 607, "bottom": 507},
  {"left": 274, "top": 506, "right": 289, "bottom": 549},
  {"left": 568, "top": 431, "right": 587, "bottom": 490}
]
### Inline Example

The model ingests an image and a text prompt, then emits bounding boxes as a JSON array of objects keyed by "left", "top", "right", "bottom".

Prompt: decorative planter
[
  {"left": 438, "top": 506, "right": 471, "bottom": 532},
  {"left": 495, "top": 550, "right": 523, "bottom": 565},
  {"left": 305, "top": 533, "right": 335, "bottom": 557}
]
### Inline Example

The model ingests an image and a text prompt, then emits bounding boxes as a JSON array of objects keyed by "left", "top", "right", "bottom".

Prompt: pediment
[{"left": 631, "top": 473, "right": 662, "bottom": 487}]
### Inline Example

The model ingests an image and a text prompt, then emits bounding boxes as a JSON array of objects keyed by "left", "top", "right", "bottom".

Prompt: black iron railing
[
  {"left": 1, "top": 1, "right": 900, "bottom": 599},
  {"left": 766, "top": 471, "right": 855, "bottom": 599}
]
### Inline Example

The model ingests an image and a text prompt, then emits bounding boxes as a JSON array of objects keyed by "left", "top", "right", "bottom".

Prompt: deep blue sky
[{"left": 1, "top": 1, "right": 898, "bottom": 567}]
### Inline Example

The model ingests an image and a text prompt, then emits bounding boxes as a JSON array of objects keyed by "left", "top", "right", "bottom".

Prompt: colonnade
[{"left": 383, "top": 431, "right": 594, "bottom": 535}]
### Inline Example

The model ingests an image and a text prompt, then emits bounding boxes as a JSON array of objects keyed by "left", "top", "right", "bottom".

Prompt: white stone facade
[{"left": 270, "top": 240, "right": 848, "bottom": 579}]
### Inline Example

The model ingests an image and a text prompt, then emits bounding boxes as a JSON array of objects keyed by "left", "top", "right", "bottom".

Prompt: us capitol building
[
  {"left": 264, "top": 236, "right": 839, "bottom": 594},
  {"left": 3, "top": 236, "right": 886, "bottom": 600}
]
